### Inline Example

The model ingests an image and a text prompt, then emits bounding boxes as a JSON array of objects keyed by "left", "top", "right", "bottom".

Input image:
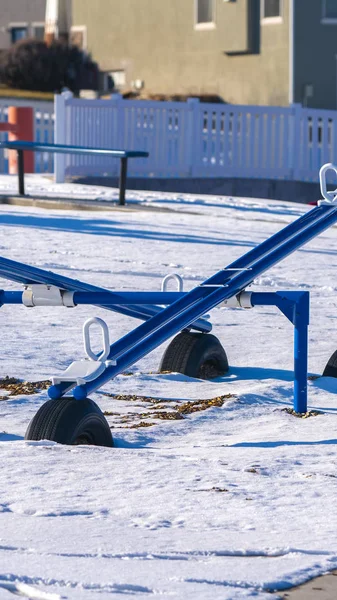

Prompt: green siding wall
[
  {"left": 73, "top": 0, "right": 290, "bottom": 106},
  {"left": 294, "top": 0, "right": 337, "bottom": 109}
]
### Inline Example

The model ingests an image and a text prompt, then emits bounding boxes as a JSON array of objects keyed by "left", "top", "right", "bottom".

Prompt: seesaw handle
[{"left": 319, "top": 163, "right": 337, "bottom": 203}]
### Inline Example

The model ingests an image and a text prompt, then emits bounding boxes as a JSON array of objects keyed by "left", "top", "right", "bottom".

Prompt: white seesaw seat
[
  {"left": 51, "top": 317, "right": 117, "bottom": 386},
  {"left": 51, "top": 358, "right": 116, "bottom": 386}
]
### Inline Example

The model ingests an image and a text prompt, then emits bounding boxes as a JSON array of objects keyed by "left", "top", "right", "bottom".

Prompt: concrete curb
[{"left": 0, "top": 195, "right": 175, "bottom": 213}]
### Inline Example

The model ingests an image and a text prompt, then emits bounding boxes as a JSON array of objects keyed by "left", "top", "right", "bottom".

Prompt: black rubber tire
[
  {"left": 25, "top": 397, "right": 114, "bottom": 447},
  {"left": 323, "top": 349, "right": 337, "bottom": 378},
  {"left": 159, "top": 331, "right": 229, "bottom": 379}
]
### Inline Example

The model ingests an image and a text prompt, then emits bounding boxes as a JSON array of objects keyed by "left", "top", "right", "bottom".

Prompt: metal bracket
[
  {"left": 220, "top": 291, "right": 253, "bottom": 309},
  {"left": 22, "top": 285, "right": 75, "bottom": 307}
]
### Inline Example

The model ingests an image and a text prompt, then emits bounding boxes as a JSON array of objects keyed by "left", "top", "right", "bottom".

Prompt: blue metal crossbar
[
  {"left": 0, "top": 291, "right": 186, "bottom": 306},
  {"left": 0, "top": 256, "right": 210, "bottom": 333},
  {"left": 1, "top": 197, "right": 337, "bottom": 413},
  {"left": 0, "top": 140, "right": 149, "bottom": 205}
]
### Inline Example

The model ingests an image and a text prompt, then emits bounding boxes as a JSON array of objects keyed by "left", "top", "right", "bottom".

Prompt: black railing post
[
  {"left": 119, "top": 157, "right": 128, "bottom": 206},
  {"left": 17, "top": 149, "right": 25, "bottom": 195}
]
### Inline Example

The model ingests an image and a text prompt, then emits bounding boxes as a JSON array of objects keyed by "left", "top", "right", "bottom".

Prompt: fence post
[
  {"left": 54, "top": 90, "right": 73, "bottom": 183},
  {"left": 8, "top": 107, "right": 34, "bottom": 175},
  {"left": 186, "top": 98, "right": 200, "bottom": 177},
  {"left": 289, "top": 103, "right": 302, "bottom": 181},
  {"left": 110, "top": 93, "right": 124, "bottom": 148}
]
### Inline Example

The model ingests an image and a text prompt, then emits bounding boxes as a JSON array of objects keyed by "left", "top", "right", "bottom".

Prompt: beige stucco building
[
  {"left": 0, "top": 0, "right": 46, "bottom": 48},
  {"left": 1, "top": 1, "right": 336, "bottom": 109},
  {"left": 71, "top": 0, "right": 337, "bottom": 109}
]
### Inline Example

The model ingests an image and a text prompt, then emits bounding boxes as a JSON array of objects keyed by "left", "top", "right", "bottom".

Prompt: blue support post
[
  {"left": 293, "top": 293, "right": 310, "bottom": 413},
  {"left": 251, "top": 291, "right": 310, "bottom": 413}
]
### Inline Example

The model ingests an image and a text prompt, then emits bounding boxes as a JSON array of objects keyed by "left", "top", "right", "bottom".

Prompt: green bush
[{"left": 0, "top": 39, "right": 99, "bottom": 93}]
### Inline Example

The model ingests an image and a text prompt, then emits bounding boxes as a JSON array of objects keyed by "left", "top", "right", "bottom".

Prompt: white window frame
[
  {"left": 194, "top": 0, "right": 216, "bottom": 30},
  {"left": 110, "top": 70, "right": 126, "bottom": 88},
  {"left": 8, "top": 22, "right": 28, "bottom": 29},
  {"left": 261, "top": 0, "right": 283, "bottom": 24},
  {"left": 70, "top": 25, "right": 87, "bottom": 49},
  {"left": 322, "top": 0, "right": 337, "bottom": 24}
]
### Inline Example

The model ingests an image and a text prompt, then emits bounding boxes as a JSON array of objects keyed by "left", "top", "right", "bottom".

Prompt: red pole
[{"left": 8, "top": 107, "right": 34, "bottom": 174}]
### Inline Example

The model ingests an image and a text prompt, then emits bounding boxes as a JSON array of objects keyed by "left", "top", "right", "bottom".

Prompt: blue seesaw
[{"left": 1, "top": 163, "right": 337, "bottom": 447}]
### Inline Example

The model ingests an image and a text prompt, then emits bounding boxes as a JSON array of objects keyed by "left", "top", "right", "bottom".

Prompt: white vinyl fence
[
  {"left": 3, "top": 92, "right": 336, "bottom": 184},
  {"left": 0, "top": 98, "right": 54, "bottom": 174},
  {"left": 55, "top": 92, "right": 337, "bottom": 184}
]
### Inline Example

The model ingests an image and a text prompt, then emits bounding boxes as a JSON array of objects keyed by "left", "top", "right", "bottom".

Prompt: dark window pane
[
  {"left": 11, "top": 27, "right": 27, "bottom": 44},
  {"left": 325, "top": 0, "right": 337, "bottom": 18},
  {"left": 70, "top": 30, "right": 84, "bottom": 49},
  {"left": 33, "top": 26, "right": 45, "bottom": 40},
  {"left": 197, "top": 0, "right": 213, "bottom": 24},
  {"left": 264, "top": 0, "right": 281, "bottom": 18}
]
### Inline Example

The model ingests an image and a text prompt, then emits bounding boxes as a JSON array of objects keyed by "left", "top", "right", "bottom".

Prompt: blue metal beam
[
  {"left": 206, "top": 204, "right": 335, "bottom": 286},
  {"left": 0, "top": 141, "right": 148, "bottom": 159},
  {"left": 1, "top": 203, "right": 336, "bottom": 412},
  {"left": 0, "top": 291, "right": 23, "bottom": 305},
  {"left": 68, "top": 205, "right": 337, "bottom": 400}
]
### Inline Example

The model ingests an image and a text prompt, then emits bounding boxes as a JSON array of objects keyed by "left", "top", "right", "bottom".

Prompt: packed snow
[{"left": 0, "top": 174, "right": 337, "bottom": 600}]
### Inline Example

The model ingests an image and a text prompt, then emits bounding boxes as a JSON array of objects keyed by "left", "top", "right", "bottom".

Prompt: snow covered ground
[{"left": 0, "top": 175, "right": 337, "bottom": 600}]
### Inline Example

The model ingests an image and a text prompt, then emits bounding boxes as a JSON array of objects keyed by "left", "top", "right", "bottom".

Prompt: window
[
  {"left": 32, "top": 23, "right": 45, "bottom": 40},
  {"left": 10, "top": 27, "right": 27, "bottom": 44},
  {"left": 110, "top": 70, "right": 126, "bottom": 88},
  {"left": 70, "top": 26, "right": 87, "bottom": 49},
  {"left": 322, "top": 0, "right": 337, "bottom": 22},
  {"left": 261, "top": 0, "right": 282, "bottom": 22},
  {"left": 195, "top": 0, "right": 215, "bottom": 29}
]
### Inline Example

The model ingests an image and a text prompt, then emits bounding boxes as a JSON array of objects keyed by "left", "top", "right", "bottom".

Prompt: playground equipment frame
[{"left": 0, "top": 162, "right": 337, "bottom": 437}]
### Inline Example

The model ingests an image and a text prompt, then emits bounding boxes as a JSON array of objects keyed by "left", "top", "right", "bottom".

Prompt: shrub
[{"left": 0, "top": 39, "right": 99, "bottom": 93}]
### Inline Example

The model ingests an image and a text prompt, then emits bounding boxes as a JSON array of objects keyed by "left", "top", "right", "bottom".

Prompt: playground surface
[{"left": 0, "top": 174, "right": 337, "bottom": 599}]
